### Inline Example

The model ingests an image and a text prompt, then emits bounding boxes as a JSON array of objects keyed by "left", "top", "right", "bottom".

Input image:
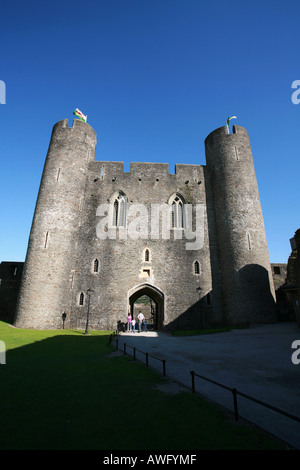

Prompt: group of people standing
[{"left": 126, "top": 311, "right": 147, "bottom": 333}]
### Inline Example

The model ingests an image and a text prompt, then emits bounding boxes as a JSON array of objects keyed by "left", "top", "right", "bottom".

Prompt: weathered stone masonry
[{"left": 14, "top": 119, "right": 276, "bottom": 330}]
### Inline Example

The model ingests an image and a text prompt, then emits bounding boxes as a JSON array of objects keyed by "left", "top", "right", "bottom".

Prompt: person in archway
[
  {"left": 131, "top": 316, "right": 136, "bottom": 333},
  {"left": 142, "top": 318, "right": 148, "bottom": 332},
  {"left": 137, "top": 311, "right": 144, "bottom": 333},
  {"left": 126, "top": 312, "right": 132, "bottom": 332}
]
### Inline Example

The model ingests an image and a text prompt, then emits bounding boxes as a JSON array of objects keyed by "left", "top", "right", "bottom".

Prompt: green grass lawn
[{"left": 0, "top": 321, "right": 287, "bottom": 450}]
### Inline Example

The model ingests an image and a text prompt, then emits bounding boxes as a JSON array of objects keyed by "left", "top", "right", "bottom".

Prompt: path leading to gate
[{"left": 114, "top": 322, "right": 300, "bottom": 449}]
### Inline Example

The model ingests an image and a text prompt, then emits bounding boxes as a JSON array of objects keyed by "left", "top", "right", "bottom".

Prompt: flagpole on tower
[
  {"left": 226, "top": 116, "right": 237, "bottom": 134},
  {"left": 73, "top": 108, "right": 87, "bottom": 123}
]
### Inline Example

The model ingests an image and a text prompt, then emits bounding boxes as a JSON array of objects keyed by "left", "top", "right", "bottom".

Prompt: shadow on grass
[{"left": 0, "top": 331, "right": 287, "bottom": 450}]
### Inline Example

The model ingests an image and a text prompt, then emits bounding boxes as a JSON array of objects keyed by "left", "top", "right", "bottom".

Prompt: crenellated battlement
[
  {"left": 205, "top": 125, "right": 249, "bottom": 147},
  {"left": 91, "top": 161, "right": 203, "bottom": 182},
  {"left": 51, "top": 118, "right": 97, "bottom": 147},
  {"left": 53, "top": 118, "right": 95, "bottom": 132}
]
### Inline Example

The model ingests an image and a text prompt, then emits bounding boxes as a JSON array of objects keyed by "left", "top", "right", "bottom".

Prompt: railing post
[
  {"left": 162, "top": 359, "right": 166, "bottom": 377},
  {"left": 190, "top": 371, "right": 195, "bottom": 394},
  {"left": 232, "top": 388, "right": 239, "bottom": 421}
]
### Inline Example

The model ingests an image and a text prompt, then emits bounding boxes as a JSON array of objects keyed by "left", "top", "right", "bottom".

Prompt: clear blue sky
[{"left": 0, "top": 0, "right": 299, "bottom": 263}]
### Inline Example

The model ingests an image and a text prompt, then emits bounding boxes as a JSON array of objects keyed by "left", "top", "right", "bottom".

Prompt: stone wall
[
  {"left": 271, "top": 263, "right": 287, "bottom": 291},
  {"left": 205, "top": 125, "right": 276, "bottom": 325},
  {"left": 13, "top": 120, "right": 276, "bottom": 330},
  {"left": 0, "top": 262, "right": 24, "bottom": 323},
  {"left": 69, "top": 160, "right": 214, "bottom": 331}
]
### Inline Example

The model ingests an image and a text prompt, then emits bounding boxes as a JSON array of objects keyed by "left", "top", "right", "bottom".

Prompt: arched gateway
[{"left": 128, "top": 284, "right": 164, "bottom": 330}]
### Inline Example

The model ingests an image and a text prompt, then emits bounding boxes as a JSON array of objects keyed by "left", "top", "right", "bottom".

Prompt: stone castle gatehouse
[{"left": 14, "top": 119, "right": 276, "bottom": 330}]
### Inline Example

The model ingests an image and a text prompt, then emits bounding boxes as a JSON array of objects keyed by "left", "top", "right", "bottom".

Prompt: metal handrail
[
  {"left": 110, "top": 333, "right": 300, "bottom": 426},
  {"left": 110, "top": 335, "right": 166, "bottom": 377},
  {"left": 190, "top": 370, "right": 300, "bottom": 424}
]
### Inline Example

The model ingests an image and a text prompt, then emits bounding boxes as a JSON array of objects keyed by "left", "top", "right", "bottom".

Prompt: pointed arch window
[
  {"left": 112, "top": 192, "right": 127, "bottom": 228},
  {"left": 170, "top": 194, "right": 185, "bottom": 228},
  {"left": 144, "top": 248, "right": 150, "bottom": 262},
  {"left": 93, "top": 259, "right": 99, "bottom": 273},
  {"left": 79, "top": 292, "right": 84, "bottom": 306},
  {"left": 194, "top": 260, "right": 200, "bottom": 275}
]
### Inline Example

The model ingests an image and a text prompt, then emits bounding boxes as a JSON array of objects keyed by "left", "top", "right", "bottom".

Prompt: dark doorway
[
  {"left": 131, "top": 295, "right": 157, "bottom": 330},
  {"left": 129, "top": 284, "right": 164, "bottom": 330}
]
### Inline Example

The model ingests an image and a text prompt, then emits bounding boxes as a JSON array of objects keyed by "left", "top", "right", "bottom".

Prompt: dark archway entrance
[{"left": 128, "top": 284, "right": 164, "bottom": 330}]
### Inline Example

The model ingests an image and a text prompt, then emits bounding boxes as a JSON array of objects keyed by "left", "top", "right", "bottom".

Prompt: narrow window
[
  {"left": 113, "top": 200, "right": 118, "bottom": 226},
  {"left": 112, "top": 193, "right": 127, "bottom": 227},
  {"left": 235, "top": 146, "right": 240, "bottom": 161},
  {"left": 44, "top": 231, "right": 49, "bottom": 249},
  {"left": 170, "top": 195, "right": 185, "bottom": 228},
  {"left": 101, "top": 165, "right": 105, "bottom": 179},
  {"left": 178, "top": 201, "right": 183, "bottom": 228},
  {"left": 71, "top": 273, "right": 74, "bottom": 289},
  {"left": 273, "top": 266, "right": 281, "bottom": 275},
  {"left": 247, "top": 232, "right": 252, "bottom": 250},
  {"left": 93, "top": 259, "right": 99, "bottom": 273},
  {"left": 118, "top": 198, "right": 125, "bottom": 227},
  {"left": 144, "top": 249, "right": 150, "bottom": 262},
  {"left": 56, "top": 168, "right": 61, "bottom": 181},
  {"left": 171, "top": 202, "right": 176, "bottom": 228},
  {"left": 194, "top": 261, "right": 200, "bottom": 275},
  {"left": 13, "top": 267, "right": 18, "bottom": 276},
  {"left": 194, "top": 169, "right": 197, "bottom": 182},
  {"left": 79, "top": 292, "right": 84, "bottom": 306}
]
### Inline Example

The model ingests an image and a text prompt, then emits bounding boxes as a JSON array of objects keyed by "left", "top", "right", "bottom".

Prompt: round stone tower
[
  {"left": 205, "top": 125, "right": 276, "bottom": 326},
  {"left": 14, "top": 119, "right": 97, "bottom": 329}
]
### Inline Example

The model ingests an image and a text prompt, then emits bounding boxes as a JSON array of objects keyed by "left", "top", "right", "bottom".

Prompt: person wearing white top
[
  {"left": 131, "top": 317, "right": 136, "bottom": 333},
  {"left": 137, "top": 311, "right": 144, "bottom": 333}
]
